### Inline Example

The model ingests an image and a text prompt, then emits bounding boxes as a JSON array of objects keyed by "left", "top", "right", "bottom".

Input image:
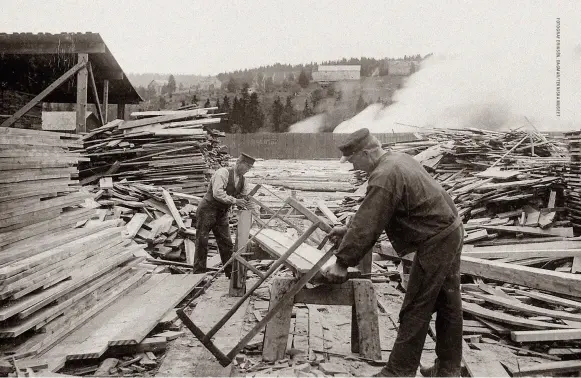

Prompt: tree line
[{"left": 216, "top": 55, "right": 427, "bottom": 86}]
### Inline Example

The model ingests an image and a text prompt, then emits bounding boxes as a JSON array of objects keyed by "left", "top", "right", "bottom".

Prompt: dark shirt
[{"left": 335, "top": 152, "right": 460, "bottom": 267}]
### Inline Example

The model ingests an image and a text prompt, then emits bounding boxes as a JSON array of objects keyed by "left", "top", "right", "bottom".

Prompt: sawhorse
[
  {"left": 178, "top": 196, "right": 336, "bottom": 366},
  {"left": 263, "top": 276, "right": 382, "bottom": 361}
]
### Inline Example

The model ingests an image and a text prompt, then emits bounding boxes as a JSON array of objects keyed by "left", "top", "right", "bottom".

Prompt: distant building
[
  {"left": 387, "top": 60, "right": 420, "bottom": 76},
  {"left": 312, "top": 65, "right": 361, "bottom": 85},
  {"left": 148, "top": 79, "right": 168, "bottom": 95},
  {"left": 194, "top": 76, "right": 222, "bottom": 91}
]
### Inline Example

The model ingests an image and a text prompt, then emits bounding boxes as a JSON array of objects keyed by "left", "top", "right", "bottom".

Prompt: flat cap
[
  {"left": 338, "top": 128, "right": 371, "bottom": 162},
  {"left": 239, "top": 153, "right": 256, "bottom": 165}
]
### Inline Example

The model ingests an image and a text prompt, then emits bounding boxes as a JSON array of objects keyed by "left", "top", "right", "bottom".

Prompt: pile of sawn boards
[
  {"left": 78, "top": 107, "right": 230, "bottom": 196},
  {"left": 336, "top": 128, "right": 572, "bottom": 242},
  {"left": 0, "top": 127, "right": 204, "bottom": 375}
]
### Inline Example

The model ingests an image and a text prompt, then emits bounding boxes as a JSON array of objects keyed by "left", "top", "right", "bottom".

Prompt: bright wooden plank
[
  {"left": 479, "top": 225, "right": 573, "bottom": 238},
  {"left": 161, "top": 189, "right": 185, "bottom": 229},
  {"left": 57, "top": 273, "right": 203, "bottom": 360},
  {"left": 511, "top": 329, "right": 581, "bottom": 343},
  {"left": 462, "top": 302, "right": 574, "bottom": 329},
  {"left": 469, "top": 292, "right": 581, "bottom": 322},
  {"left": 461, "top": 256, "right": 581, "bottom": 298},
  {"left": 510, "top": 360, "right": 581, "bottom": 377},
  {"left": 123, "top": 213, "right": 148, "bottom": 239}
]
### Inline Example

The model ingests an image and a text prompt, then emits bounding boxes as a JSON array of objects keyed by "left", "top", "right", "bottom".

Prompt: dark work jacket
[
  {"left": 202, "top": 167, "right": 245, "bottom": 210},
  {"left": 335, "top": 152, "right": 461, "bottom": 267}
]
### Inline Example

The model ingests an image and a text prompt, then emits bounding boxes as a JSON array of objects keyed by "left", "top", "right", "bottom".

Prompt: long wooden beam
[
  {"left": 103, "top": 80, "right": 109, "bottom": 124},
  {"left": 0, "top": 42, "right": 106, "bottom": 54},
  {"left": 461, "top": 256, "right": 581, "bottom": 298},
  {"left": 510, "top": 360, "right": 581, "bottom": 377},
  {"left": 0, "top": 60, "right": 87, "bottom": 128},
  {"left": 94, "top": 69, "right": 124, "bottom": 81},
  {"left": 511, "top": 329, "right": 581, "bottom": 343},
  {"left": 76, "top": 54, "right": 89, "bottom": 133},
  {"left": 463, "top": 249, "right": 581, "bottom": 259},
  {"left": 87, "top": 62, "right": 104, "bottom": 126}
]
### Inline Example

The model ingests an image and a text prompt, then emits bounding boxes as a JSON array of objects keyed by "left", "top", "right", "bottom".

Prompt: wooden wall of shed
[
  {"left": 0, "top": 90, "right": 41, "bottom": 129},
  {"left": 222, "top": 132, "right": 418, "bottom": 159}
]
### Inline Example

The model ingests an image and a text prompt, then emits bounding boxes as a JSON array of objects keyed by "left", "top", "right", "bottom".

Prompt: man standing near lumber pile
[
  {"left": 322, "top": 128, "right": 463, "bottom": 377},
  {"left": 192, "top": 153, "right": 255, "bottom": 278}
]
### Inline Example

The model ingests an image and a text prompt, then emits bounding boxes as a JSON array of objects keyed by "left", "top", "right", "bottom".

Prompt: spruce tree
[
  {"left": 281, "top": 96, "right": 296, "bottom": 132},
  {"left": 298, "top": 70, "right": 309, "bottom": 88},
  {"left": 303, "top": 99, "right": 313, "bottom": 118},
  {"left": 271, "top": 96, "right": 284, "bottom": 132}
]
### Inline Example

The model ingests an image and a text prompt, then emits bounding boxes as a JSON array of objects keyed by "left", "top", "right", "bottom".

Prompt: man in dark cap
[
  {"left": 322, "top": 128, "right": 463, "bottom": 377},
  {"left": 192, "top": 153, "right": 256, "bottom": 278}
]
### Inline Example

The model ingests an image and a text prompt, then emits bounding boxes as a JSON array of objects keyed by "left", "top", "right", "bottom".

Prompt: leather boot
[
  {"left": 420, "top": 359, "right": 461, "bottom": 377},
  {"left": 420, "top": 360, "right": 439, "bottom": 377}
]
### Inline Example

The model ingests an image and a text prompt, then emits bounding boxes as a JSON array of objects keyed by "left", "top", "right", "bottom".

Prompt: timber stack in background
[
  {"left": 74, "top": 108, "right": 237, "bottom": 264},
  {"left": 564, "top": 130, "right": 581, "bottom": 230},
  {"left": 337, "top": 127, "right": 574, "bottom": 240},
  {"left": 78, "top": 107, "right": 229, "bottom": 196},
  {"left": 0, "top": 127, "right": 174, "bottom": 369}
]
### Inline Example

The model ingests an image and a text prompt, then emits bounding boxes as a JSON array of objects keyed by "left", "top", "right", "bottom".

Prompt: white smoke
[
  {"left": 335, "top": 17, "right": 581, "bottom": 133},
  {"left": 288, "top": 114, "right": 326, "bottom": 133}
]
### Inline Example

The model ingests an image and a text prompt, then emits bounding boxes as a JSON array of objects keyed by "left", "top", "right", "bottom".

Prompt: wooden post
[
  {"left": 229, "top": 210, "right": 252, "bottom": 297},
  {"left": 76, "top": 53, "right": 89, "bottom": 133},
  {"left": 262, "top": 277, "right": 296, "bottom": 362},
  {"left": 352, "top": 279, "right": 382, "bottom": 360},
  {"left": 117, "top": 103, "right": 126, "bottom": 120},
  {"left": 87, "top": 62, "right": 104, "bottom": 126},
  {"left": 103, "top": 79, "right": 109, "bottom": 124},
  {"left": 352, "top": 250, "right": 373, "bottom": 353}
]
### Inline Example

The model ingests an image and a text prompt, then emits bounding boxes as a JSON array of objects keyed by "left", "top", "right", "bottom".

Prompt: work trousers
[
  {"left": 192, "top": 199, "right": 233, "bottom": 278},
  {"left": 381, "top": 225, "right": 464, "bottom": 377}
]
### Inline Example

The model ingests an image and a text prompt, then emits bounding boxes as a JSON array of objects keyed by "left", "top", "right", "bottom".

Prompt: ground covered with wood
[{"left": 7, "top": 121, "right": 581, "bottom": 377}]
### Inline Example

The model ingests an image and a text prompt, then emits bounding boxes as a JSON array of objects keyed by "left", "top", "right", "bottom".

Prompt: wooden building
[
  {"left": 312, "top": 65, "right": 361, "bottom": 85},
  {"left": 0, "top": 32, "right": 142, "bottom": 133}
]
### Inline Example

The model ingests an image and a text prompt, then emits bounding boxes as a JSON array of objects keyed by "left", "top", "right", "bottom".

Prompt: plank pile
[
  {"left": 82, "top": 179, "right": 236, "bottom": 269},
  {"left": 78, "top": 108, "right": 230, "bottom": 196},
  {"left": 333, "top": 128, "right": 570, "bottom": 243},
  {"left": 0, "top": 127, "right": 89, "bottom": 232},
  {"left": 0, "top": 127, "right": 170, "bottom": 367},
  {"left": 244, "top": 159, "right": 358, "bottom": 215},
  {"left": 95, "top": 181, "right": 198, "bottom": 261},
  {"left": 564, "top": 130, "right": 581, "bottom": 230},
  {"left": 457, "top": 244, "right": 581, "bottom": 376}
]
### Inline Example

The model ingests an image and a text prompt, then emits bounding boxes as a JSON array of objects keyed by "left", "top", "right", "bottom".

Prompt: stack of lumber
[
  {"left": 0, "top": 127, "right": 88, "bottom": 232},
  {"left": 85, "top": 181, "right": 197, "bottom": 263},
  {"left": 410, "top": 128, "right": 570, "bottom": 242},
  {"left": 0, "top": 126, "right": 194, "bottom": 372},
  {"left": 244, "top": 159, "right": 358, "bottom": 215},
  {"left": 564, "top": 130, "right": 581, "bottom": 230},
  {"left": 26, "top": 273, "right": 204, "bottom": 373},
  {"left": 78, "top": 108, "right": 230, "bottom": 196},
  {"left": 456, "top": 244, "right": 581, "bottom": 376},
  {"left": 84, "top": 180, "right": 233, "bottom": 267},
  {"left": 0, "top": 220, "right": 151, "bottom": 356},
  {"left": 334, "top": 128, "right": 571, "bottom": 242}
]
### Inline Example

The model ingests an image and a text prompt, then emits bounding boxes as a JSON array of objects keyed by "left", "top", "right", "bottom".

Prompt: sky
[
  {"left": 1, "top": 0, "right": 579, "bottom": 76},
  {"left": 2, "top": 0, "right": 580, "bottom": 131}
]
